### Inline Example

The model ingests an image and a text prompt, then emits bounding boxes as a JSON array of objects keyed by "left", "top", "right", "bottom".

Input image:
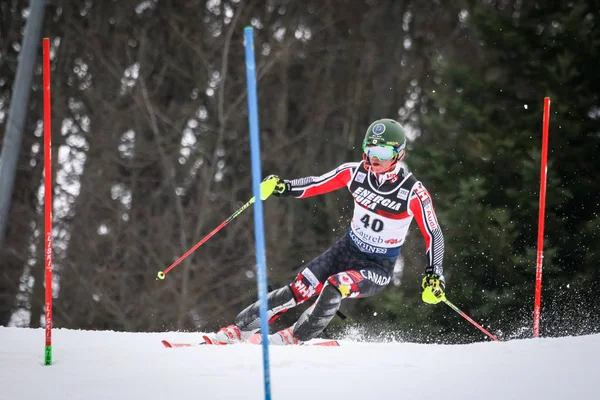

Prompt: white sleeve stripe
[
  {"left": 289, "top": 164, "right": 357, "bottom": 191},
  {"left": 432, "top": 230, "right": 444, "bottom": 266},
  {"left": 290, "top": 172, "right": 338, "bottom": 190}
]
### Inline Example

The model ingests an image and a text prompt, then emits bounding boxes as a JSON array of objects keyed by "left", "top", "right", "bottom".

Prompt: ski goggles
[{"left": 363, "top": 144, "right": 397, "bottom": 161}]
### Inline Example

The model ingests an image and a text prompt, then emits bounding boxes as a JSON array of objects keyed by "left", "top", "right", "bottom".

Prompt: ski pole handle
[
  {"left": 157, "top": 177, "right": 278, "bottom": 279},
  {"left": 442, "top": 297, "right": 500, "bottom": 342}
]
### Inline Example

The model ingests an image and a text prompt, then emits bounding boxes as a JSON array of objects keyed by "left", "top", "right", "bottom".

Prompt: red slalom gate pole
[
  {"left": 43, "top": 38, "right": 53, "bottom": 366},
  {"left": 533, "top": 97, "right": 551, "bottom": 338}
]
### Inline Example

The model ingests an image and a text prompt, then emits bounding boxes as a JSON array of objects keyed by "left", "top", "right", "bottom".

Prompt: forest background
[{"left": 1, "top": 0, "right": 598, "bottom": 343}]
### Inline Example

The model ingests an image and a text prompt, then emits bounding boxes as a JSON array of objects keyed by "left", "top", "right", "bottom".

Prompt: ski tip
[
  {"left": 202, "top": 335, "right": 231, "bottom": 345},
  {"left": 162, "top": 340, "right": 196, "bottom": 348},
  {"left": 201, "top": 335, "right": 214, "bottom": 345},
  {"left": 310, "top": 340, "right": 340, "bottom": 347}
]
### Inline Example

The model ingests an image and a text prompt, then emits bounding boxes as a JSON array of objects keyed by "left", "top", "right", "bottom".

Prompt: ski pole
[
  {"left": 442, "top": 297, "right": 500, "bottom": 342},
  {"left": 157, "top": 177, "right": 278, "bottom": 279}
]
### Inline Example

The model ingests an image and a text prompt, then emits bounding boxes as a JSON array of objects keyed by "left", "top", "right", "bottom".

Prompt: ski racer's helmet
[{"left": 362, "top": 119, "right": 407, "bottom": 161}]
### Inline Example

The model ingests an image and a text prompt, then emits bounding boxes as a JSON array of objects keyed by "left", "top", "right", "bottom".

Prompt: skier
[{"left": 206, "top": 118, "right": 445, "bottom": 345}]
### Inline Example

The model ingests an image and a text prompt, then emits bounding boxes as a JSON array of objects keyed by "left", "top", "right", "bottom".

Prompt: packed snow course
[{"left": 1, "top": 327, "right": 597, "bottom": 400}]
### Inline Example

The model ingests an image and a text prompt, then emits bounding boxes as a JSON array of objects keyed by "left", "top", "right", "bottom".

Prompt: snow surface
[{"left": 1, "top": 327, "right": 597, "bottom": 400}]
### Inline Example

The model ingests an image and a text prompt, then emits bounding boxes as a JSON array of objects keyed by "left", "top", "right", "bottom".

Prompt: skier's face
[
  {"left": 364, "top": 144, "right": 397, "bottom": 173},
  {"left": 369, "top": 156, "right": 396, "bottom": 173}
]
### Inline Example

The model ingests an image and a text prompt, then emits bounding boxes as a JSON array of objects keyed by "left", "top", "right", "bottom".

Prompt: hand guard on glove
[
  {"left": 421, "top": 271, "right": 446, "bottom": 305},
  {"left": 264, "top": 175, "right": 291, "bottom": 197}
]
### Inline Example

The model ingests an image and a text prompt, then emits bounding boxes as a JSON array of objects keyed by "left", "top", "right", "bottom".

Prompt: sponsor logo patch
[
  {"left": 301, "top": 268, "right": 320, "bottom": 289},
  {"left": 291, "top": 269, "right": 323, "bottom": 304},
  {"left": 292, "top": 280, "right": 313, "bottom": 301},
  {"left": 360, "top": 269, "right": 391, "bottom": 286},
  {"left": 353, "top": 224, "right": 385, "bottom": 244},
  {"left": 355, "top": 172, "right": 366, "bottom": 183},
  {"left": 372, "top": 123, "right": 386, "bottom": 135},
  {"left": 349, "top": 231, "right": 388, "bottom": 255},
  {"left": 352, "top": 186, "right": 403, "bottom": 211},
  {"left": 414, "top": 184, "right": 430, "bottom": 203},
  {"left": 397, "top": 188, "right": 409, "bottom": 200},
  {"left": 424, "top": 203, "right": 438, "bottom": 230},
  {"left": 384, "top": 238, "right": 403, "bottom": 245}
]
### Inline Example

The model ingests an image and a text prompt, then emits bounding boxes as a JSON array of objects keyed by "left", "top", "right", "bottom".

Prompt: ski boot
[
  {"left": 203, "top": 324, "right": 253, "bottom": 345},
  {"left": 269, "top": 327, "right": 302, "bottom": 346}
]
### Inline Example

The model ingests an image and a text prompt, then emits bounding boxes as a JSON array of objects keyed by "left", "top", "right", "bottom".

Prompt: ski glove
[
  {"left": 421, "top": 273, "right": 446, "bottom": 304},
  {"left": 264, "top": 175, "right": 291, "bottom": 197}
]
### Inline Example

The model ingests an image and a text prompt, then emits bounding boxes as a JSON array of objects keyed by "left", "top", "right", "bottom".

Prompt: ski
[
  {"left": 161, "top": 338, "right": 340, "bottom": 348},
  {"left": 161, "top": 340, "right": 205, "bottom": 348},
  {"left": 304, "top": 340, "right": 340, "bottom": 347},
  {"left": 210, "top": 333, "right": 340, "bottom": 346}
]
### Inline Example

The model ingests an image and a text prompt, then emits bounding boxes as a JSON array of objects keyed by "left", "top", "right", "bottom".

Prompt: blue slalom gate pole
[{"left": 244, "top": 26, "right": 272, "bottom": 400}]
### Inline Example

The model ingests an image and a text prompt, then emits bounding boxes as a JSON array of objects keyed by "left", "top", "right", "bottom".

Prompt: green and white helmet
[{"left": 362, "top": 119, "right": 407, "bottom": 158}]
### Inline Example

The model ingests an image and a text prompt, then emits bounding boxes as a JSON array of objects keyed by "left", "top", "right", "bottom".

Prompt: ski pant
[{"left": 234, "top": 233, "right": 396, "bottom": 341}]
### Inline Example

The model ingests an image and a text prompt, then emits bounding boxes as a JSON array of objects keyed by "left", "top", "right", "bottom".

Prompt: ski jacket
[{"left": 286, "top": 161, "right": 444, "bottom": 274}]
